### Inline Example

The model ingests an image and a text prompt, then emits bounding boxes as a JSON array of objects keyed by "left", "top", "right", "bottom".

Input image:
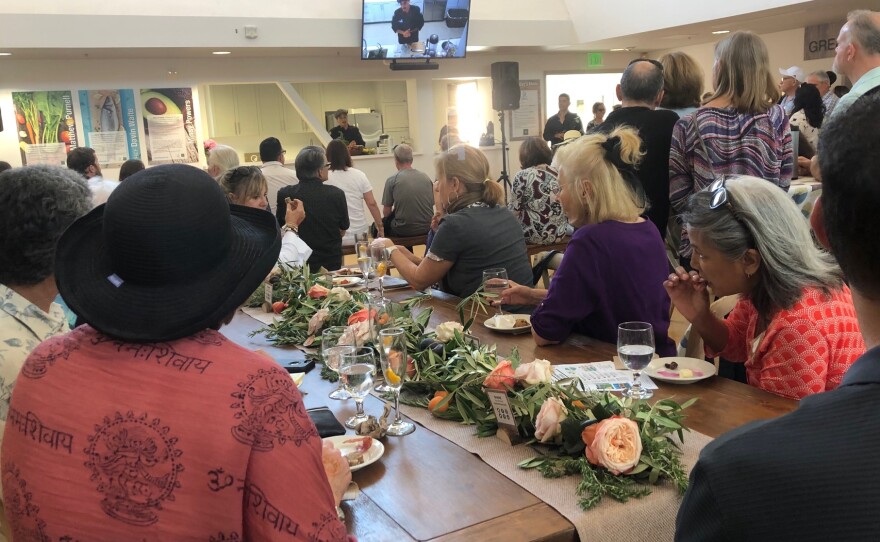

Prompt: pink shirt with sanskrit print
[{"left": 1, "top": 325, "right": 350, "bottom": 542}]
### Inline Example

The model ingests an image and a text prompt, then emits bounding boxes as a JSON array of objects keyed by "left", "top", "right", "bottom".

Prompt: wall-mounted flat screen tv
[{"left": 362, "top": 0, "right": 471, "bottom": 60}]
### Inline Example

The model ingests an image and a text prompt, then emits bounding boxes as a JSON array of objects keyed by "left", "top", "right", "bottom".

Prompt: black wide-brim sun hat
[{"left": 56, "top": 164, "right": 281, "bottom": 343}]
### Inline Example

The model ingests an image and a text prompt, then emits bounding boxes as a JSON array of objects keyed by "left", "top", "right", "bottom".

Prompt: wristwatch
[
  {"left": 281, "top": 224, "right": 299, "bottom": 235},
  {"left": 384, "top": 245, "right": 399, "bottom": 260}
]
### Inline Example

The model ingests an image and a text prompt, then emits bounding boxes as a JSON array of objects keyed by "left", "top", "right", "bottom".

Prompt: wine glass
[
  {"left": 372, "top": 298, "right": 393, "bottom": 393},
  {"left": 322, "top": 326, "right": 355, "bottom": 400},
  {"left": 357, "top": 244, "right": 374, "bottom": 292},
  {"left": 482, "top": 268, "right": 509, "bottom": 318},
  {"left": 371, "top": 244, "right": 389, "bottom": 301},
  {"left": 353, "top": 231, "right": 370, "bottom": 245},
  {"left": 618, "top": 321, "right": 655, "bottom": 400},
  {"left": 379, "top": 327, "right": 415, "bottom": 436},
  {"left": 340, "top": 349, "right": 376, "bottom": 429}
]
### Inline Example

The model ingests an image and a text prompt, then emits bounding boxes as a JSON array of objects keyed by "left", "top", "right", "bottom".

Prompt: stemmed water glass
[
  {"left": 340, "top": 349, "right": 376, "bottom": 428},
  {"left": 372, "top": 298, "right": 393, "bottom": 393},
  {"left": 618, "top": 321, "right": 655, "bottom": 400},
  {"left": 379, "top": 327, "right": 415, "bottom": 436},
  {"left": 371, "top": 244, "right": 389, "bottom": 301},
  {"left": 356, "top": 242, "right": 374, "bottom": 290},
  {"left": 322, "top": 326, "right": 355, "bottom": 400},
  {"left": 482, "top": 268, "right": 509, "bottom": 316}
]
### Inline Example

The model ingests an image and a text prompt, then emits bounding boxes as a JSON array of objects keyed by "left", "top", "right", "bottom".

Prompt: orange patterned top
[{"left": 707, "top": 286, "right": 865, "bottom": 400}]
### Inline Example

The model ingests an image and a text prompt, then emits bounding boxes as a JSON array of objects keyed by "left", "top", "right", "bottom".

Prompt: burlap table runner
[{"left": 396, "top": 401, "right": 713, "bottom": 542}]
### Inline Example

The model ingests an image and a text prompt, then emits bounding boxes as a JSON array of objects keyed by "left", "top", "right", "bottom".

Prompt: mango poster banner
[
  {"left": 140, "top": 88, "right": 199, "bottom": 165},
  {"left": 12, "top": 90, "right": 79, "bottom": 166},
  {"left": 78, "top": 89, "right": 141, "bottom": 168}
]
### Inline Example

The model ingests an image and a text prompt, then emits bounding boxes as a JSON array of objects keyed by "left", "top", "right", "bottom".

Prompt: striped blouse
[{"left": 669, "top": 105, "right": 793, "bottom": 258}]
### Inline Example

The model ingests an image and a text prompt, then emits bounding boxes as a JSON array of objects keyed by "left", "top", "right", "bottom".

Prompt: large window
[
  {"left": 545, "top": 73, "right": 623, "bottom": 123},
  {"left": 454, "top": 81, "right": 482, "bottom": 145}
]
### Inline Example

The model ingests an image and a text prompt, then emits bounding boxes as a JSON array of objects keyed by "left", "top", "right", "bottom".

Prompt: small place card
[
  {"left": 263, "top": 282, "right": 274, "bottom": 312},
  {"left": 485, "top": 388, "right": 521, "bottom": 445}
]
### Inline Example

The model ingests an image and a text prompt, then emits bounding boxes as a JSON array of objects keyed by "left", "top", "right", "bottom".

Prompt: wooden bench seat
[{"left": 526, "top": 236, "right": 571, "bottom": 257}]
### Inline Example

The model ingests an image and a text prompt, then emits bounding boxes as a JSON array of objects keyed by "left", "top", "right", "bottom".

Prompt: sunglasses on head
[{"left": 706, "top": 177, "right": 754, "bottom": 240}]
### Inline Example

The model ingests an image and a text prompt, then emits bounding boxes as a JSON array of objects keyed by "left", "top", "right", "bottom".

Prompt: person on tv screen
[{"left": 392, "top": 0, "right": 424, "bottom": 46}]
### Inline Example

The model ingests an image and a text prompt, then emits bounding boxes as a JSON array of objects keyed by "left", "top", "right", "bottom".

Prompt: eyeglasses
[{"left": 706, "top": 177, "right": 755, "bottom": 245}]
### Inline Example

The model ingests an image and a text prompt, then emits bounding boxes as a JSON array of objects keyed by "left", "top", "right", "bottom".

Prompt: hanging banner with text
[
  {"left": 11, "top": 90, "right": 79, "bottom": 166},
  {"left": 79, "top": 89, "right": 141, "bottom": 167},
  {"left": 509, "top": 80, "right": 542, "bottom": 141},
  {"left": 140, "top": 87, "right": 199, "bottom": 165},
  {"left": 804, "top": 22, "right": 841, "bottom": 61}
]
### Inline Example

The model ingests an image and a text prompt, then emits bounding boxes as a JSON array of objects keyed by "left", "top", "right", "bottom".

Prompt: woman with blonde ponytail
[
  {"left": 372, "top": 144, "right": 532, "bottom": 298},
  {"left": 498, "top": 127, "right": 676, "bottom": 353}
]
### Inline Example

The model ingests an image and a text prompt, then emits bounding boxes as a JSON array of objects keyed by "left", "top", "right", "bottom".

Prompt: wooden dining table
[{"left": 222, "top": 287, "right": 798, "bottom": 542}]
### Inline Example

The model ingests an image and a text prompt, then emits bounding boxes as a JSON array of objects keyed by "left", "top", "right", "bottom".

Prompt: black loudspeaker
[{"left": 491, "top": 62, "right": 520, "bottom": 110}]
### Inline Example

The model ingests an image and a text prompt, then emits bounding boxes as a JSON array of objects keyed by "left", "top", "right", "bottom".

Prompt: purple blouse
[{"left": 531, "top": 220, "right": 676, "bottom": 356}]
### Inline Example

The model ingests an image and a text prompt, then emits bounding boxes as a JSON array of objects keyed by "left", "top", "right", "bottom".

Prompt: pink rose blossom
[
  {"left": 534, "top": 397, "right": 568, "bottom": 443},
  {"left": 307, "top": 284, "right": 330, "bottom": 299}
]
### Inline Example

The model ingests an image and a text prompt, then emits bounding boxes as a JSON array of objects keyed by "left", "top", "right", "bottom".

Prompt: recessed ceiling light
[
  {"left": 212, "top": 51, "right": 232, "bottom": 55},
  {"left": 712, "top": 30, "right": 730, "bottom": 35},
  {"left": 0, "top": 52, "right": 12, "bottom": 56},
  {"left": 610, "top": 48, "right": 633, "bottom": 52}
]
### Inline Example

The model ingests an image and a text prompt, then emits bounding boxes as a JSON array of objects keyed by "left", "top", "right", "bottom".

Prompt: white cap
[{"left": 779, "top": 66, "right": 804, "bottom": 82}]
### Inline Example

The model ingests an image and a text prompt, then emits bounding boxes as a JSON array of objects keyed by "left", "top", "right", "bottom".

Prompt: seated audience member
[
  {"left": 372, "top": 144, "right": 532, "bottom": 298},
  {"left": 664, "top": 176, "right": 863, "bottom": 400},
  {"left": 659, "top": 51, "right": 704, "bottom": 117},
  {"left": 805, "top": 69, "right": 839, "bottom": 121},
  {"left": 507, "top": 136, "right": 568, "bottom": 245},
  {"left": 206, "top": 144, "right": 240, "bottom": 181},
  {"left": 438, "top": 108, "right": 459, "bottom": 150},
  {"left": 0, "top": 165, "right": 91, "bottom": 455},
  {"left": 118, "top": 158, "right": 145, "bottom": 181},
  {"left": 789, "top": 82, "right": 824, "bottom": 153},
  {"left": 1, "top": 164, "right": 352, "bottom": 540},
  {"left": 586, "top": 102, "right": 606, "bottom": 131},
  {"left": 277, "top": 146, "right": 349, "bottom": 272},
  {"left": 498, "top": 128, "right": 676, "bottom": 353},
  {"left": 674, "top": 91, "right": 880, "bottom": 542},
  {"left": 325, "top": 139, "right": 384, "bottom": 243},
  {"left": 66, "top": 146, "right": 120, "bottom": 207},
  {"left": 260, "top": 136, "right": 298, "bottom": 214},
  {"left": 220, "top": 165, "right": 312, "bottom": 265},
  {"left": 381, "top": 143, "right": 434, "bottom": 238},
  {"left": 0, "top": 162, "right": 11, "bottom": 173}
]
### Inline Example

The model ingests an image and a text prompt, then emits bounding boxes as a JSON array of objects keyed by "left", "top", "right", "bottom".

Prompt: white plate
[
  {"left": 483, "top": 314, "right": 532, "bottom": 334},
  {"left": 332, "top": 276, "right": 363, "bottom": 288},
  {"left": 645, "top": 357, "right": 716, "bottom": 384},
  {"left": 322, "top": 435, "right": 384, "bottom": 472}
]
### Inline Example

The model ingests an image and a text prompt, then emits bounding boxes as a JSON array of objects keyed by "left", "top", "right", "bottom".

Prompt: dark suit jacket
[
  {"left": 676, "top": 346, "right": 880, "bottom": 541},
  {"left": 276, "top": 177, "right": 349, "bottom": 272},
  {"left": 599, "top": 107, "right": 679, "bottom": 237}
]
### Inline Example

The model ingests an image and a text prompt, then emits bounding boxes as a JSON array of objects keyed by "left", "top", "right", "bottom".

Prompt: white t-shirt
[
  {"left": 326, "top": 168, "right": 373, "bottom": 245},
  {"left": 88, "top": 176, "right": 120, "bottom": 208},
  {"left": 261, "top": 161, "right": 299, "bottom": 213}
]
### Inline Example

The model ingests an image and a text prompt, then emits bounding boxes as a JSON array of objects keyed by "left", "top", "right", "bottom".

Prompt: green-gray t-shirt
[{"left": 382, "top": 168, "right": 434, "bottom": 236}]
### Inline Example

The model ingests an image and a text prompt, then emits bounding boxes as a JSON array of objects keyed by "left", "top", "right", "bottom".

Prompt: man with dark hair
[
  {"left": 675, "top": 93, "right": 880, "bottom": 541},
  {"left": 599, "top": 58, "right": 679, "bottom": 237},
  {"left": 277, "top": 146, "right": 349, "bottom": 272},
  {"left": 66, "top": 147, "right": 119, "bottom": 207},
  {"left": 259, "top": 136, "right": 298, "bottom": 214},
  {"left": 380, "top": 144, "right": 434, "bottom": 237},
  {"left": 391, "top": 0, "right": 424, "bottom": 46},
  {"left": 328, "top": 109, "right": 366, "bottom": 149},
  {"left": 542, "top": 93, "right": 583, "bottom": 145}
]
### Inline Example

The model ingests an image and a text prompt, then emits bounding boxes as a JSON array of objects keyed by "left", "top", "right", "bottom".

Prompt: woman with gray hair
[
  {"left": 0, "top": 165, "right": 91, "bottom": 451},
  {"left": 664, "top": 175, "right": 864, "bottom": 399},
  {"left": 206, "top": 144, "right": 240, "bottom": 181}
]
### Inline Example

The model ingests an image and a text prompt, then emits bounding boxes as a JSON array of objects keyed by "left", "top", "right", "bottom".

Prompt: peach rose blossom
[
  {"left": 307, "top": 284, "right": 330, "bottom": 299},
  {"left": 534, "top": 397, "right": 568, "bottom": 443},
  {"left": 581, "top": 416, "right": 643, "bottom": 475},
  {"left": 514, "top": 358, "right": 553, "bottom": 386},
  {"left": 435, "top": 321, "right": 464, "bottom": 342},
  {"left": 484, "top": 359, "right": 516, "bottom": 390},
  {"left": 307, "top": 308, "right": 330, "bottom": 335}
]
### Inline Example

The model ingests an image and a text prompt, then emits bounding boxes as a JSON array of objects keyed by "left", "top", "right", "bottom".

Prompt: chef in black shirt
[
  {"left": 328, "top": 109, "right": 366, "bottom": 149},
  {"left": 391, "top": 0, "right": 424, "bottom": 45},
  {"left": 542, "top": 93, "right": 583, "bottom": 145}
]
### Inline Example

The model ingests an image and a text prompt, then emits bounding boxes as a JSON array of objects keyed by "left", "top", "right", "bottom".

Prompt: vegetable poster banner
[
  {"left": 78, "top": 89, "right": 141, "bottom": 168},
  {"left": 140, "top": 88, "right": 199, "bottom": 165},
  {"left": 12, "top": 90, "right": 78, "bottom": 166}
]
